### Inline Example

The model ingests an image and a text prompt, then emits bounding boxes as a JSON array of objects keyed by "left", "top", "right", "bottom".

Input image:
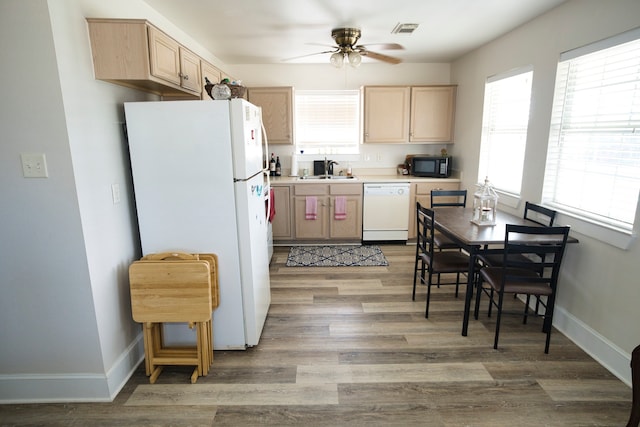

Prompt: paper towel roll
[{"left": 290, "top": 153, "right": 299, "bottom": 176}]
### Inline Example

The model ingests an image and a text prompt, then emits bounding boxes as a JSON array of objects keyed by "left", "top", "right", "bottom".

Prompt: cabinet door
[
  {"left": 200, "top": 61, "right": 221, "bottom": 99},
  {"left": 201, "top": 61, "right": 221, "bottom": 85},
  {"left": 179, "top": 47, "right": 202, "bottom": 93},
  {"left": 272, "top": 186, "right": 291, "bottom": 240},
  {"left": 363, "top": 86, "right": 410, "bottom": 143},
  {"left": 294, "top": 197, "right": 328, "bottom": 239},
  {"left": 148, "top": 26, "right": 181, "bottom": 86},
  {"left": 410, "top": 86, "right": 456, "bottom": 142},
  {"left": 87, "top": 20, "right": 151, "bottom": 80},
  {"left": 329, "top": 196, "right": 362, "bottom": 239},
  {"left": 248, "top": 87, "right": 294, "bottom": 145}
]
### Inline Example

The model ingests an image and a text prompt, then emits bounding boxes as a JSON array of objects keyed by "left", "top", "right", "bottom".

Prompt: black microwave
[{"left": 411, "top": 156, "right": 451, "bottom": 178}]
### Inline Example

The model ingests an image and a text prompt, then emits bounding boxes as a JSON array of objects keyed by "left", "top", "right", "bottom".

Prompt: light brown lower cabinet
[
  {"left": 292, "top": 183, "right": 362, "bottom": 242},
  {"left": 271, "top": 185, "right": 292, "bottom": 240}
]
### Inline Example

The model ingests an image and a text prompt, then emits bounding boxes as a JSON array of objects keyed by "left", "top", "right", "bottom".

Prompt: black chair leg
[
  {"left": 493, "top": 291, "right": 505, "bottom": 350},
  {"left": 474, "top": 277, "right": 483, "bottom": 320},
  {"left": 627, "top": 344, "right": 640, "bottom": 427},
  {"left": 424, "top": 268, "right": 432, "bottom": 319},
  {"left": 412, "top": 246, "right": 420, "bottom": 301},
  {"left": 544, "top": 323, "right": 552, "bottom": 354},
  {"left": 487, "top": 288, "right": 494, "bottom": 318},
  {"left": 523, "top": 294, "right": 531, "bottom": 324}
]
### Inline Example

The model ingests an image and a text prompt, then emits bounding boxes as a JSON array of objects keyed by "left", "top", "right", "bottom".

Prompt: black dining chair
[
  {"left": 474, "top": 224, "right": 570, "bottom": 353},
  {"left": 412, "top": 202, "right": 470, "bottom": 318},
  {"left": 477, "top": 202, "right": 557, "bottom": 319},
  {"left": 430, "top": 189, "right": 468, "bottom": 296}
]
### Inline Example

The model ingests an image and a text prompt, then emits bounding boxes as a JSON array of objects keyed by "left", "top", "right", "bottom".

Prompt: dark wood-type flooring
[{"left": 0, "top": 244, "right": 633, "bottom": 426}]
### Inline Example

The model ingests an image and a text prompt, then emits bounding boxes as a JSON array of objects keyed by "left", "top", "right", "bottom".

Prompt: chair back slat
[
  {"left": 524, "top": 202, "right": 557, "bottom": 226},
  {"left": 431, "top": 189, "right": 467, "bottom": 207}
]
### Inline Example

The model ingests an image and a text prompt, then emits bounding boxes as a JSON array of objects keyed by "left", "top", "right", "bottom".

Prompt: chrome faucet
[{"left": 324, "top": 157, "right": 339, "bottom": 178}]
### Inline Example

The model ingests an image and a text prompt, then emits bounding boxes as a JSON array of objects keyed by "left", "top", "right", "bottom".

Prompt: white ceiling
[{"left": 142, "top": 0, "right": 567, "bottom": 64}]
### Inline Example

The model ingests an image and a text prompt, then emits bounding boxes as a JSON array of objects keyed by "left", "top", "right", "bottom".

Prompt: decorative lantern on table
[{"left": 472, "top": 177, "right": 499, "bottom": 226}]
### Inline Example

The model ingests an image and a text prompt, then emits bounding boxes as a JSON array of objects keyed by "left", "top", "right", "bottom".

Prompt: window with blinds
[
  {"left": 294, "top": 90, "right": 360, "bottom": 155},
  {"left": 478, "top": 67, "right": 533, "bottom": 195},
  {"left": 542, "top": 29, "right": 640, "bottom": 233}
]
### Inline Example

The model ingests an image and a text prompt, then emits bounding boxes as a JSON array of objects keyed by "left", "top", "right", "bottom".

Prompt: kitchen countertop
[{"left": 269, "top": 175, "right": 461, "bottom": 184}]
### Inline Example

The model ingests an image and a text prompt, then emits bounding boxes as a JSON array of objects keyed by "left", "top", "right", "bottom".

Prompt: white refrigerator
[{"left": 124, "top": 99, "right": 271, "bottom": 349}]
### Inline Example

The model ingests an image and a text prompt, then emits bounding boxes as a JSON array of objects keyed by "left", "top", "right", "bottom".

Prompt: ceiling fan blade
[
  {"left": 306, "top": 42, "right": 339, "bottom": 49},
  {"left": 282, "top": 50, "right": 338, "bottom": 62},
  {"left": 358, "top": 43, "right": 404, "bottom": 51},
  {"left": 360, "top": 50, "right": 402, "bottom": 65}
]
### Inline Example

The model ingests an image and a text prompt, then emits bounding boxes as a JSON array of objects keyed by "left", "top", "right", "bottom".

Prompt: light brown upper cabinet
[
  {"left": 410, "top": 86, "right": 456, "bottom": 142},
  {"left": 201, "top": 61, "right": 222, "bottom": 85},
  {"left": 363, "top": 86, "right": 411, "bottom": 143},
  {"left": 363, "top": 85, "right": 457, "bottom": 143},
  {"left": 247, "top": 87, "right": 294, "bottom": 145},
  {"left": 87, "top": 18, "right": 202, "bottom": 97},
  {"left": 200, "top": 60, "right": 222, "bottom": 100}
]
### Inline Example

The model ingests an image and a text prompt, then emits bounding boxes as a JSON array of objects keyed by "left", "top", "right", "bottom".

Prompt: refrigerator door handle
[
  {"left": 234, "top": 170, "right": 265, "bottom": 183},
  {"left": 261, "top": 118, "right": 271, "bottom": 224}
]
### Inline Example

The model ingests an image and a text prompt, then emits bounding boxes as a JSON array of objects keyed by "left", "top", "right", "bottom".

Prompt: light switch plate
[
  {"left": 21, "top": 153, "right": 49, "bottom": 178},
  {"left": 111, "top": 183, "right": 121, "bottom": 204}
]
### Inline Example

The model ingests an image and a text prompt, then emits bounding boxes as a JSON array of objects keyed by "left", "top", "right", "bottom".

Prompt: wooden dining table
[{"left": 431, "top": 207, "right": 578, "bottom": 336}]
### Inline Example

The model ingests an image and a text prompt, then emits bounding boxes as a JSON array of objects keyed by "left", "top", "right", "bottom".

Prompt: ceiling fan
[{"left": 288, "top": 27, "right": 404, "bottom": 67}]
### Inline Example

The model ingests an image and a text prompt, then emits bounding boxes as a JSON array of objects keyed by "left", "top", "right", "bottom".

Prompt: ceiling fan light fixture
[
  {"left": 330, "top": 52, "right": 344, "bottom": 68},
  {"left": 348, "top": 51, "right": 362, "bottom": 68}
]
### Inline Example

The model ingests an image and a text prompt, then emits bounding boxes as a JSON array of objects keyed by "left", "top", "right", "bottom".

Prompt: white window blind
[
  {"left": 542, "top": 31, "right": 640, "bottom": 232},
  {"left": 295, "top": 90, "right": 360, "bottom": 155},
  {"left": 478, "top": 67, "right": 533, "bottom": 195}
]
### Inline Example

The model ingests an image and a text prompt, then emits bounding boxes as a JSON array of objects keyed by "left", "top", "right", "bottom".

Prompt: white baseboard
[
  {"left": 0, "top": 333, "right": 144, "bottom": 403},
  {"left": 553, "top": 305, "right": 632, "bottom": 387}
]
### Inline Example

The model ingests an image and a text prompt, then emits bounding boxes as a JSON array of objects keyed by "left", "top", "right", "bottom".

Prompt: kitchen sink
[{"left": 297, "top": 175, "right": 358, "bottom": 180}]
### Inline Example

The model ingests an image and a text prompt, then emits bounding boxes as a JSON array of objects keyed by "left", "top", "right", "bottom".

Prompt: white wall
[
  {"left": 451, "top": 0, "right": 640, "bottom": 384},
  {"left": 0, "top": 0, "right": 102, "bottom": 382},
  {"left": 0, "top": 0, "right": 225, "bottom": 402}
]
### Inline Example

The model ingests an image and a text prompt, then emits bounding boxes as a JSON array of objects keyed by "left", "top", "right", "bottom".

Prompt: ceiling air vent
[{"left": 391, "top": 23, "right": 419, "bottom": 34}]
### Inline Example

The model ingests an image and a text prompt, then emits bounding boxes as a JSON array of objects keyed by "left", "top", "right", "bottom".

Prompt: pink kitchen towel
[
  {"left": 305, "top": 196, "right": 317, "bottom": 220},
  {"left": 334, "top": 196, "right": 347, "bottom": 220}
]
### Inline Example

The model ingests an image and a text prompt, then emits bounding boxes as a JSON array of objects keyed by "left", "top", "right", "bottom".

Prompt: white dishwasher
[{"left": 362, "top": 182, "right": 411, "bottom": 242}]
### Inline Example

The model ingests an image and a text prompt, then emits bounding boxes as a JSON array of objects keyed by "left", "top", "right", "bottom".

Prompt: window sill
[
  {"left": 553, "top": 210, "right": 636, "bottom": 250},
  {"left": 495, "top": 189, "right": 521, "bottom": 209}
]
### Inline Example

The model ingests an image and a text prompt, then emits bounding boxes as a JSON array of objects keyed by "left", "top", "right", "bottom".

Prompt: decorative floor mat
[{"left": 285, "top": 245, "right": 389, "bottom": 267}]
